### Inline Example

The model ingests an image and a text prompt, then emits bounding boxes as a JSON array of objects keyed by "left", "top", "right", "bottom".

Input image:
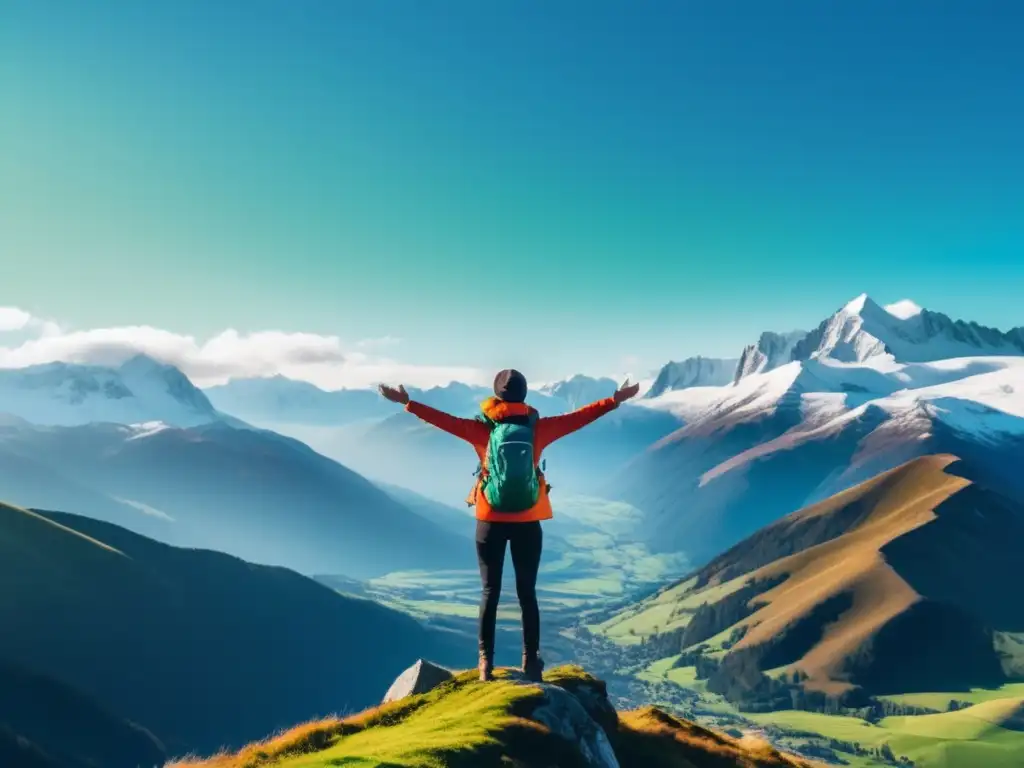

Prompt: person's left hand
[
  {"left": 378, "top": 383, "right": 410, "bottom": 405},
  {"left": 613, "top": 378, "right": 640, "bottom": 404}
]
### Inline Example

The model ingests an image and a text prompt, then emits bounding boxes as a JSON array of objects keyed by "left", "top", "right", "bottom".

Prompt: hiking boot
[
  {"left": 478, "top": 653, "right": 494, "bottom": 682},
  {"left": 522, "top": 653, "right": 544, "bottom": 683}
]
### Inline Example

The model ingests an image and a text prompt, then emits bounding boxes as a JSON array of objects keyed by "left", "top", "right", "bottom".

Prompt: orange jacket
[{"left": 405, "top": 395, "right": 619, "bottom": 522}]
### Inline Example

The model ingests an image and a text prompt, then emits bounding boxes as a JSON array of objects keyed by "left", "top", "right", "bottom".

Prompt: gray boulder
[
  {"left": 523, "top": 681, "right": 620, "bottom": 768},
  {"left": 382, "top": 659, "right": 453, "bottom": 703}
]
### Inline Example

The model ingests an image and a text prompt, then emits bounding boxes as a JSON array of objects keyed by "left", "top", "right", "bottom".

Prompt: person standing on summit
[{"left": 379, "top": 369, "right": 640, "bottom": 682}]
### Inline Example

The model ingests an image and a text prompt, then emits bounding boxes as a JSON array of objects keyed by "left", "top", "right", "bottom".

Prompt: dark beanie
[{"left": 493, "top": 369, "right": 528, "bottom": 403}]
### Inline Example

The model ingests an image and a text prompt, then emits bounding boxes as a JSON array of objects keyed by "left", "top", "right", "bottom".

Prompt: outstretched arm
[
  {"left": 535, "top": 397, "right": 617, "bottom": 448},
  {"left": 535, "top": 378, "right": 640, "bottom": 449},
  {"left": 378, "top": 384, "right": 488, "bottom": 444},
  {"left": 406, "top": 401, "right": 489, "bottom": 444}
]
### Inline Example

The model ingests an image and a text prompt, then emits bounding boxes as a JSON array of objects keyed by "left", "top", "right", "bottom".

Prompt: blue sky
[{"left": 1, "top": 1, "right": 1022, "bottom": 384}]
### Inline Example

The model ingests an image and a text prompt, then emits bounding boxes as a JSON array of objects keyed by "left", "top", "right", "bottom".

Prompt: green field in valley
[
  {"left": 749, "top": 701, "right": 1024, "bottom": 768},
  {"left": 637, "top": 655, "right": 1024, "bottom": 768},
  {"left": 881, "top": 682, "right": 1024, "bottom": 711},
  {"left": 588, "top": 573, "right": 749, "bottom": 646},
  {"left": 361, "top": 495, "right": 686, "bottom": 626}
]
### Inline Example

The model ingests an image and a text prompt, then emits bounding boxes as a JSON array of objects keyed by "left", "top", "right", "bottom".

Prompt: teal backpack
[{"left": 475, "top": 411, "right": 541, "bottom": 512}]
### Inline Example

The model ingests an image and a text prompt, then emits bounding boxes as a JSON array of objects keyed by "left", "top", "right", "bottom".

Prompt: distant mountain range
[
  {"left": 536, "top": 374, "right": 620, "bottom": 409},
  {"left": 613, "top": 355, "right": 1024, "bottom": 563},
  {"left": 279, "top": 400, "right": 677, "bottom": 505},
  {"left": 1, "top": 293, "right": 1022, "bottom": 571},
  {"left": 204, "top": 374, "right": 615, "bottom": 428},
  {"left": 0, "top": 417, "right": 467, "bottom": 578},
  {"left": 205, "top": 372, "right": 681, "bottom": 503},
  {"left": 599, "top": 455, "right": 1024, "bottom": 710},
  {"left": 260, "top": 294, "right": 1024, "bottom": 543},
  {"left": 608, "top": 296, "right": 1024, "bottom": 564},
  {"left": 0, "top": 352, "right": 476, "bottom": 577},
  {"left": 0, "top": 501, "right": 467, "bottom": 758},
  {"left": 204, "top": 375, "right": 399, "bottom": 427}
]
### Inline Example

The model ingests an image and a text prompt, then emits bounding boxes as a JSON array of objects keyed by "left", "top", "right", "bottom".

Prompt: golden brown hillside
[
  {"left": 731, "top": 454, "right": 970, "bottom": 694},
  {"left": 602, "top": 454, "right": 1024, "bottom": 706}
]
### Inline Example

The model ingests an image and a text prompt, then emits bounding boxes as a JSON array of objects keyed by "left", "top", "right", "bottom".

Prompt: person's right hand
[
  {"left": 613, "top": 378, "right": 640, "bottom": 404},
  {"left": 378, "top": 383, "right": 410, "bottom": 405}
]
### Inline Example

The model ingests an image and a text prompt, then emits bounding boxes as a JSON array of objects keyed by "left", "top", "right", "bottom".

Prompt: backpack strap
[{"left": 472, "top": 413, "right": 493, "bottom": 482}]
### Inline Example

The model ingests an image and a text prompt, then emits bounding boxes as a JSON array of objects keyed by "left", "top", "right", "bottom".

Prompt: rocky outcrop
[
  {"left": 382, "top": 659, "right": 454, "bottom": 703},
  {"left": 384, "top": 664, "right": 620, "bottom": 768},
  {"left": 529, "top": 683, "right": 620, "bottom": 768}
]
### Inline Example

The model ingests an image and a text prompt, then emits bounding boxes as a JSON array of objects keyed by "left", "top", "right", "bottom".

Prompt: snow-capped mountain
[
  {"left": 734, "top": 330, "right": 807, "bottom": 381},
  {"left": 619, "top": 351, "right": 1024, "bottom": 563},
  {"left": 0, "top": 355, "right": 226, "bottom": 427},
  {"left": 792, "top": 293, "right": 1024, "bottom": 365},
  {"left": 734, "top": 294, "right": 1024, "bottom": 382},
  {"left": 644, "top": 356, "right": 738, "bottom": 398}
]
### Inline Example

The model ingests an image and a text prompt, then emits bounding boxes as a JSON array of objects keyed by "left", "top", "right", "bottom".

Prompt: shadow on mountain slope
[
  {"left": 0, "top": 501, "right": 469, "bottom": 758},
  {"left": 0, "top": 659, "right": 165, "bottom": 768}
]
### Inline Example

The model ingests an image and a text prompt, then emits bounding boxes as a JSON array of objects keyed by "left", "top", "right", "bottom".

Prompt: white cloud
[
  {"left": 0, "top": 307, "right": 487, "bottom": 390},
  {"left": 0, "top": 307, "right": 32, "bottom": 332}
]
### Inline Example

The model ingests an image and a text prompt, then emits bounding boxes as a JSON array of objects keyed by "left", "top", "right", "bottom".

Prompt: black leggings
[{"left": 475, "top": 520, "right": 543, "bottom": 660}]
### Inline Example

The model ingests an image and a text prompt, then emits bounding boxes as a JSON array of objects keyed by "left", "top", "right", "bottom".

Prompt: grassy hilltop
[{"left": 172, "top": 666, "right": 815, "bottom": 768}]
